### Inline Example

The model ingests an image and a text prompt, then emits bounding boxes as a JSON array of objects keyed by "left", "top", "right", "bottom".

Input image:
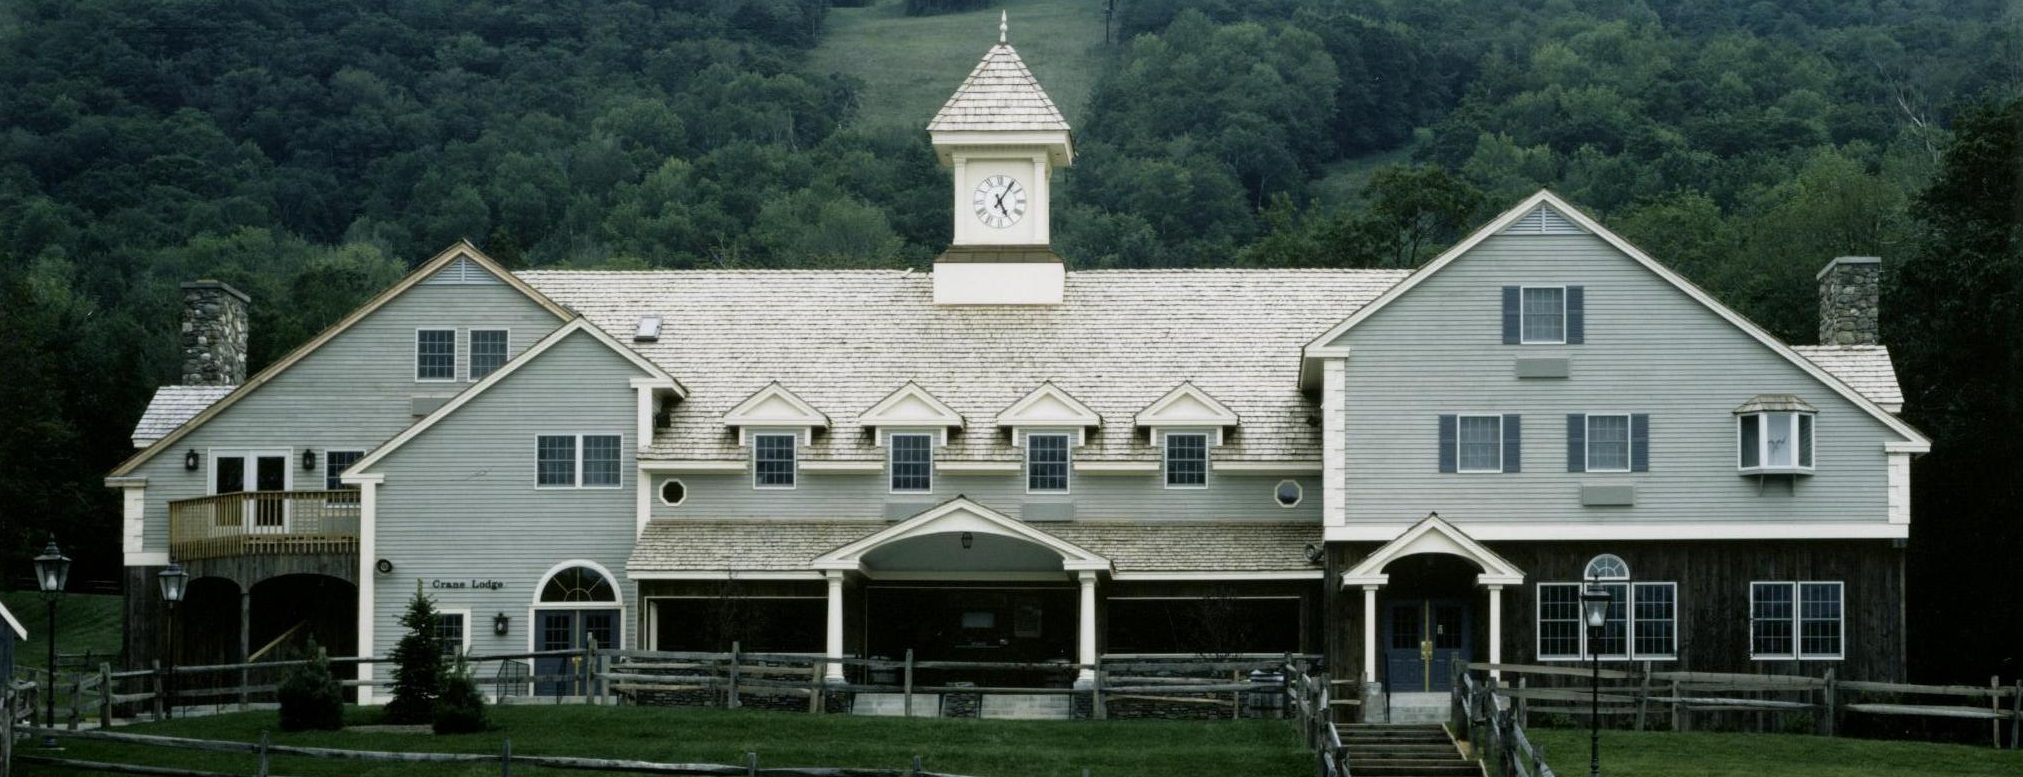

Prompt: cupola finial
[{"left": 999, "top": 10, "right": 1008, "bottom": 44}]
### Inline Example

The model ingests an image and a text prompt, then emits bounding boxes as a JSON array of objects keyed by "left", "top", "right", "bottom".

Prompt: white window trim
[
  {"left": 1520, "top": 285, "right": 1568, "bottom": 345},
  {"left": 468, "top": 328, "right": 511, "bottom": 382},
  {"left": 415, "top": 328, "right": 459, "bottom": 382},
  {"left": 1160, "top": 430, "right": 1211, "bottom": 490},
  {"left": 657, "top": 478, "right": 687, "bottom": 507},
  {"left": 1737, "top": 411, "right": 1817, "bottom": 475},
  {"left": 887, "top": 432, "right": 935, "bottom": 495},
  {"left": 535, "top": 434, "right": 625, "bottom": 490},
  {"left": 1274, "top": 479, "right": 1303, "bottom": 508},
  {"left": 1535, "top": 581, "right": 1677, "bottom": 662},
  {"left": 1455, "top": 414, "right": 1504, "bottom": 474},
  {"left": 1750, "top": 580, "right": 1844, "bottom": 661},
  {"left": 1585, "top": 413, "right": 1632, "bottom": 473},
  {"left": 1024, "top": 431, "right": 1073, "bottom": 495},
  {"left": 527, "top": 560, "right": 625, "bottom": 654},
  {"left": 436, "top": 609, "right": 472, "bottom": 658},
  {"left": 752, "top": 431, "right": 799, "bottom": 491}
]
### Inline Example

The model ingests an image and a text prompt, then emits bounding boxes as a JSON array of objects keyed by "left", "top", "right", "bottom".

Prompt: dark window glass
[
  {"left": 754, "top": 433, "right": 797, "bottom": 487},
  {"left": 436, "top": 613, "right": 465, "bottom": 657},
  {"left": 537, "top": 435, "right": 576, "bottom": 486},
  {"left": 1105, "top": 598, "right": 1300, "bottom": 654},
  {"left": 417, "top": 330, "right": 456, "bottom": 380},
  {"left": 1537, "top": 584, "right": 1581, "bottom": 659},
  {"left": 1752, "top": 582, "right": 1795, "bottom": 657},
  {"left": 1027, "top": 434, "right": 1069, "bottom": 492},
  {"left": 1164, "top": 433, "right": 1208, "bottom": 487},
  {"left": 470, "top": 330, "right": 508, "bottom": 379},
  {"left": 890, "top": 434, "right": 933, "bottom": 492},
  {"left": 582, "top": 435, "right": 621, "bottom": 487}
]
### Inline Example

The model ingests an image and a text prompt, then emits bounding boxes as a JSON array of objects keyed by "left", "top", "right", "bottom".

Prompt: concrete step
[
  {"left": 980, "top": 693, "right": 1071, "bottom": 720},
  {"left": 1344, "top": 762, "right": 1481, "bottom": 777},
  {"left": 851, "top": 693, "right": 940, "bottom": 717}
]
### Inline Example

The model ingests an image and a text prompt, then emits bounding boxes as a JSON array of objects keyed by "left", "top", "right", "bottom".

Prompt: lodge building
[{"left": 105, "top": 22, "right": 1925, "bottom": 715}]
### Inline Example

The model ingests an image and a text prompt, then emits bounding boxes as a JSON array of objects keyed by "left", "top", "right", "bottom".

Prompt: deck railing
[{"left": 167, "top": 491, "right": 361, "bottom": 560}]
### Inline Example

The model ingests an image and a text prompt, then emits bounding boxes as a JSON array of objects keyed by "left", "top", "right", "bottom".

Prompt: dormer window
[
  {"left": 1736, "top": 395, "right": 1816, "bottom": 475},
  {"left": 1026, "top": 433, "right": 1070, "bottom": 493},
  {"left": 753, "top": 433, "right": 798, "bottom": 489},
  {"left": 889, "top": 433, "right": 934, "bottom": 493},
  {"left": 1163, "top": 432, "right": 1208, "bottom": 488}
]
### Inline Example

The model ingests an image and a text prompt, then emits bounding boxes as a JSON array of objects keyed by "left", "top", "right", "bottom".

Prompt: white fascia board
[
  {"left": 1884, "top": 440, "right": 1930, "bottom": 454},
  {"left": 125, "top": 552, "right": 169, "bottom": 567},
  {"left": 801, "top": 460, "right": 884, "bottom": 473},
  {"left": 937, "top": 461, "right": 1021, "bottom": 473},
  {"left": 339, "top": 472, "right": 385, "bottom": 485},
  {"left": 724, "top": 382, "right": 830, "bottom": 429},
  {"left": 1074, "top": 461, "right": 1159, "bottom": 474},
  {"left": 1213, "top": 460, "right": 1323, "bottom": 474},
  {"left": 862, "top": 571, "right": 1076, "bottom": 582},
  {"left": 638, "top": 460, "right": 748, "bottom": 473},
  {"left": 860, "top": 382, "right": 965, "bottom": 430},
  {"left": 1325, "top": 521, "right": 1910, "bottom": 542},
  {"left": 1110, "top": 571, "right": 1324, "bottom": 582},
  {"left": 627, "top": 571, "right": 825, "bottom": 581},
  {"left": 1133, "top": 382, "right": 1240, "bottom": 428},
  {"left": 995, "top": 382, "right": 1101, "bottom": 428},
  {"left": 104, "top": 476, "right": 149, "bottom": 488}
]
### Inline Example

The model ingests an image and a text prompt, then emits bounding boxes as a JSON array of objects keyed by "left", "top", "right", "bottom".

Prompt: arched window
[
  {"left": 1583, "top": 554, "right": 1629, "bottom": 582},
  {"left": 539, "top": 565, "right": 615, "bottom": 603}
]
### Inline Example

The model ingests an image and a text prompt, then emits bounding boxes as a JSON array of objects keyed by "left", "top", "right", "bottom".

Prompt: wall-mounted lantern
[
  {"left": 301, "top": 449, "right": 317, "bottom": 471},
  {"left": 184, "top": 449, "right": 199, "bottom": 471},
  {"left": 493, "top": 613, "right": 511, "bottom": 636}
]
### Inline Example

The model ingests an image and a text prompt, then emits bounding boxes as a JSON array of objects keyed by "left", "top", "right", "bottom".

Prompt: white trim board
[
  {"left": 1325, "top": 521, "right": 1909, "bottom": 543},
  {"left": 1109, "top": 571, "right": 1324, "bottom": 582}
]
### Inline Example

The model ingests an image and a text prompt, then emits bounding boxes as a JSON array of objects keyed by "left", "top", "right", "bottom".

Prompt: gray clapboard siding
[
  {"left": 370, "top": 330, "right": 648, "bottom": 673},
  {"left": 650, "top": 470, "right": 1320, "bottom": 522},
  {"left": 1327, "top": 234, "right": 1895, "bottom": 525},
  {"left": 130, "top": 281, "right": 567, "bottom": 552}
]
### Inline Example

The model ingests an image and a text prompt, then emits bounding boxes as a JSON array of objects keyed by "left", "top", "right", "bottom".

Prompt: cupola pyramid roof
[{"left": 927, "top": 14, "right": 1071, "bottom": 133}]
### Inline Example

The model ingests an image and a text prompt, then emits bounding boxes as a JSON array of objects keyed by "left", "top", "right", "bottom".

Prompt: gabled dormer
[
  {"left": 994, "top": 382, "right": 1100, "bottom": 440},
  {"left": 860, "top": 382, "right": 965, "bottom": 444},
  {"left": 1133, "top": 381, "right": 1240, "bottom": 446},
  {"left": 723, "top": 382, "right": 828, "bottom": 491}
]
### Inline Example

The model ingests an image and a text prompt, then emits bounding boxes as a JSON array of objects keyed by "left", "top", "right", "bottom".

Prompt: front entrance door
[
  {"left": 535, "top": 608, "right": 618, "bottom": 696},
  {"left": 1383, "top": 600, "right": 1470, "bottom": 692}
]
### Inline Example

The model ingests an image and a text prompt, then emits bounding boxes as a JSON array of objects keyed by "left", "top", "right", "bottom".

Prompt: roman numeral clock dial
[{"left": 972, "top": 174, "right": 1027, "bottom": 229}]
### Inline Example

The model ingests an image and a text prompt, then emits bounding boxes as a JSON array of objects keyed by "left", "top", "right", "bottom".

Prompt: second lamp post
[{"left": 1580, "top": 586, "right": 1613, "bottom": 777}]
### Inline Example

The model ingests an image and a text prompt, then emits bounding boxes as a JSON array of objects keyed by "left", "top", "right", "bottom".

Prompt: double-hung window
[
  {"left": 470, "top": 330, "right": 509, "bottom": 379},
  {"left": 417, "top": 329, "right": 457, "bottom": 380},
  {"left": 1163, "top": 432, "right": 1208, "bottom": 488},
  {"left": 889, "top": 433, "right": 933, "bottom": 493},
  {"left": 1751, "top": 581, "right": 1842, "bottom": 659},
  {"left": 537, "top": 434, "right": 623, "bottom": 488},
  {"left": 324, "top": 450, "right": 364, "bottom": 507},
  {"left": 1026, "top": 433, "right": 1070, "bottom": 493},
  {"left": 753, "top": 433, "right": 798, "bottom": 489},
  {"left": 1440, "top": 414, "right": 1521, "bottom": 473},
  {"left": 1502, "top": 285, "right": 1585, "bottom": 345},
  {"left": 436, "top": 612, "right": 468, "bottom": 658},
  {"left": 1536, "top": 581, "right": 1677, "bottom": 660},
  {"left": 1567, "top": 413, "right": 1649, "bottom": 472}
]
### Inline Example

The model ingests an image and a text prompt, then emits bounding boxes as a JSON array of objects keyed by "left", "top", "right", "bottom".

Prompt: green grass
[
  {"left": 809, "top": 0, "right": 1108, "bottom": 132},
  {"left": 1, "top": 591, "right": 124, "bottom": 671},
  {"left": 1529, "top": 728, "right": 2022, "bottom": 776},
  {"left": 35, "top": 705, "right": 1309, "bottom": 777}
]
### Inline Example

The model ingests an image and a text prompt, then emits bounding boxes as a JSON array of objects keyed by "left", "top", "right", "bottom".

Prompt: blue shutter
[
  {"left": 1502, "top": 414, "right": 1522, "bottom": 473},
  {"left": 1567, "top": 414, "right": 1586, "bottom": 472},
  {"left": 1438, "top": 415, "right": 1457, "bottom": 473},
  {"left": 1566, "top": 286, "right": 1585, "bottom": 344},
  {"left": 1631, "top": 413, "right": 1650, "bottom": 472},
  {"left": 1501, "top": 287, "right": 1521, "bottom": 344}
]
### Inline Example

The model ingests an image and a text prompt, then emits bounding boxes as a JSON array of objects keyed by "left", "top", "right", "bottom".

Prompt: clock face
[{"left": 972, "top": 174, "right": 1027, "bottom": 229}]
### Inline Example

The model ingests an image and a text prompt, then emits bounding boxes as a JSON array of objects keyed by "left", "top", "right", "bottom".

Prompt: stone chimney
[
  {"left": 1816, "top": 256, "right": 1880, "bottom": 345},
  {"left": 180, "top": 280, "right": 250, "bottom": 386}
]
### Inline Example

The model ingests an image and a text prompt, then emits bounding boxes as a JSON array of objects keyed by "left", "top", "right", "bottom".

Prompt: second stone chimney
[
  {"left": 1817, "top": 256, "right": 1880, "bottom": 345},
  {"left": 181, "top": 280, "right": 250, "bottom": 386}
]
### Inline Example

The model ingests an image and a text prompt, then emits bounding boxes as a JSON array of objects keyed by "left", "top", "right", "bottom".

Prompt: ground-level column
[
  {"left": 1487, "top": 584, "right": 1503, "bottom": 681},
  {"left": 824, "top": 571, "right": 845, "bottom": 682},
  {"left": 1362, "top": 585, "right": 1379, "bottom": 682},
  {"left": 240, "top": 591, "right": 253, "bottom": 709},
  {"left": 1076, "top": 571, "right": 1098, "bottom": 684}
]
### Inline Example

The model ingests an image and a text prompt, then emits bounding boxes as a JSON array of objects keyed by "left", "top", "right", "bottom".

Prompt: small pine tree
[
  {"left": 432, "top": 655, "right": 490, "bottom": 734},
  {"left": 276, "top": 637, "right": 344, "bottom": 731},
  {"left": 384, "top": 581, "right": 446, "bottom": 724}
]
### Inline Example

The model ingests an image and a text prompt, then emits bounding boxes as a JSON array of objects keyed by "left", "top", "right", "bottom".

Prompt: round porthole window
[
  {"left": 1275, "top": 480, "right": 1302, "bottom": 508},
  {"left": 658, "top": 479, "right": 687, "bottom": 506}
]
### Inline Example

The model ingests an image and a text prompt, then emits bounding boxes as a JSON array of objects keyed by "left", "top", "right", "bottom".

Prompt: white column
[
  {"left": 1487, "top": 584, "right": 1504, "bottom": 680},
  {"left": 824, "top": 571, "right": 846, "bottom": 682},
  {"left": 353, "top": 476, "right": 380, "bottom": 705},
  {"left": 1362, "top": 585, "right": 1379, "bottom": 683},
  {"left": 1076, "top": 571, "right": 1098, "bottom": 684}
]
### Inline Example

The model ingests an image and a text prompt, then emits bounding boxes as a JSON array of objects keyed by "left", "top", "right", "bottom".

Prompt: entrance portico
[{"left": 1340, "top": 513, "right": 1525, "bottom": 691}]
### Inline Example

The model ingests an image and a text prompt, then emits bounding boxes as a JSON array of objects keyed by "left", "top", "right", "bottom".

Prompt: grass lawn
[
  {"left": 1, "top": 591, "right": 124, "bottom": 671},
  {"left": 32, "top": 705, "right": 1310, "bottom": 777},
  {"left": 1528, "top": 728, "right": 2022, "bottom": 776},
  {"left": 809, "top": 0, "right": 1108, "bottom": 132}
]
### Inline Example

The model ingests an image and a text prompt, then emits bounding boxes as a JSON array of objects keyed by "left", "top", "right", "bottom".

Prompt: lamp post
[
  {"left": 33, "top": 538, "right": 70, "bottom": 747},
  {"left": 1580, "top": 586, "right": 1612, "bottom": 777},
  {"left": 157, "top": 562, "right": 188, "bottom": 720}
]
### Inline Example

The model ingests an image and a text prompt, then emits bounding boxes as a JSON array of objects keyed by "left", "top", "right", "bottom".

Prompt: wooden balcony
[{"left": 168, "top": 491, "right": 361, "bottom": 561}]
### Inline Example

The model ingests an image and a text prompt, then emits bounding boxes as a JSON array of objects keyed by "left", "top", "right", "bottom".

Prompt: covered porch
[{"left": 1338, "top": 513, "right": 1526, "bottom": 699}]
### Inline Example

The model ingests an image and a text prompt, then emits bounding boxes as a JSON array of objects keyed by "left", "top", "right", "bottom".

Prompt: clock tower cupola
[{"left": 928, "top": 12, "right": 1073, "bottom": 305}]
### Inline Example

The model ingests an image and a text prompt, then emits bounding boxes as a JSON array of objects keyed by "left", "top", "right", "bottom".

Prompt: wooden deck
[{"left": 168, "top": 491, "right": 361, "bottom": 561}]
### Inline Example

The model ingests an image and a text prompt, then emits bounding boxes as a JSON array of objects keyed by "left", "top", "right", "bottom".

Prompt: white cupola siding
[{"left": 929, "top": 13, "right": 1073, "bottom": 305}]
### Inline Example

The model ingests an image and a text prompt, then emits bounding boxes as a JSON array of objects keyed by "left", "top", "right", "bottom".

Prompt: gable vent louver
[
  {"left": 422, "top": 257, "right": 503, "bottom": 285},
  {"left": 1502, "top": 205, "right": 1588, "bottom": 236}
]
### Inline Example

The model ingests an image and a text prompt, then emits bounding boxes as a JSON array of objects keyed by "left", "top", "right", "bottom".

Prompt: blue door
[
  {"left": 1383, "top": 600, "right": 1470, "bottom": 693},
  {"left": 534, "top": 608, "right": 618, "bottom": 696}
]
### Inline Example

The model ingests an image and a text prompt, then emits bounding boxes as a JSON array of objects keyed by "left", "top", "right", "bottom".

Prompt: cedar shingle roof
[
  {"left": 517, "top": 269, "right": 1409, "bottom": 462},
  {"left": 1790, "top": 345, "right": 1904, "bottom": 412},
  {"left": 132, "top": 386, "right": 236, "bottom": 447},
  {"left": 927, "top": 42, "right": 1070, "bottom": 132},
  {"left": 627, "top": 519, "right": 1321, "bottom": 575}
]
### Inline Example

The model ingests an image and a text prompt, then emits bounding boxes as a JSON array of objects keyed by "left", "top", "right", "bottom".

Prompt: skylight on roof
[{"left": 634, "top": 317, "right": 661, "bottom": 342}]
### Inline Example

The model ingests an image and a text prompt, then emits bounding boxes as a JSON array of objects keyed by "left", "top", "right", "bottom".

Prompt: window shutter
[
  {"left": 1502, "top": 414, "right": 1522, "bottom": 473},
  {"left": 1567, "top": 414, "right": 1586, "bottom": 472},
  {"left": 1631, "top": 413, "right": 1650, "bottom": 472},
  {"left": 1566, "top": 286, "right": 1585, "bottom": 344},
  {"left": 1438, "top": 415, "right": 1458, "bottom": 473},
  {"left": 1501, "top": 286, "right": 1520, "bottom": 344}
]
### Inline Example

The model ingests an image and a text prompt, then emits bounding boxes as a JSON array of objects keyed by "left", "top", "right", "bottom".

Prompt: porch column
[
  {"left": 1076, "top": 571, "right": 1097, "bottom": 684},
  {"left": 1486, "top": 584, "right": 1503, "bottom": 680},
  {"left": 823, "top": 571, "right": 845, "bottom": 682},
  {"left": 1362, "top": 585, "right": 1379, "bottom": 682}
]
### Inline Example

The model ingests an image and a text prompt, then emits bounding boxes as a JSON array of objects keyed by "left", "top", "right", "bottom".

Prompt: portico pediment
[
  {"left": 1339, "top": 512, "right": 1525, "bottom": 587},
  {"left": 812, "top": 496, "right": 1110, "bottom": 575}
]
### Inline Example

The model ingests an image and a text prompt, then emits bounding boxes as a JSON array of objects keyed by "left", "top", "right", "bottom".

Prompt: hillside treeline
[{"left": 0, "top": 1, "right": 2015, "bottom": 677}]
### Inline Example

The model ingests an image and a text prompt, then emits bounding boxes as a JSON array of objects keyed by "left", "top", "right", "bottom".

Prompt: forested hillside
[{"left": 1, "top": 0, "right": 2016, "bottom": 678}]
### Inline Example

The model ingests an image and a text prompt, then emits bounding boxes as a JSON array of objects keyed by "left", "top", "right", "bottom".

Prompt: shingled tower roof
[{"left": 927, "top": 14, "right": 1070, "bottom": 132}]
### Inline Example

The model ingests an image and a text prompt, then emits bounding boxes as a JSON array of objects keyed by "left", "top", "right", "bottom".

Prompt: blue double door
[
  {"left": 535, "top": 608, "right": 618, "bottom": 696},
  {"left": 1383, "top": 600, "right": 1471, "bottom": 693}
]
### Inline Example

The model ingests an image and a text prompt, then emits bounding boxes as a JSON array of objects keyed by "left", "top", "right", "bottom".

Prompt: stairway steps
[{"left": 1339, "top": 724, "right": 1476, "bottom": 777}]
